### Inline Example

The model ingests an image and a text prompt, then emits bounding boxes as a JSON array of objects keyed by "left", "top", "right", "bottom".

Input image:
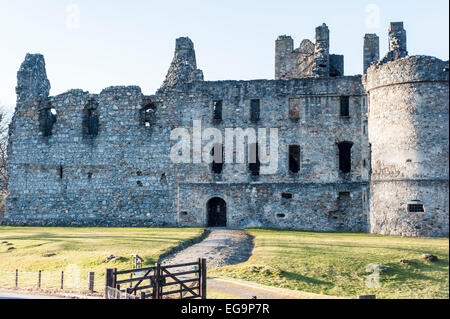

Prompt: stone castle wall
[
  {"left": 4, "top": 51, "right": 369, "bottom": 231},
  {"left": 364, "top": 56, "right": 449, "bottom": 237},
  {"left": 158, "top": 77, "right": 369, "bottom": 231},
  {"left": 6, "top": 85, "right": 175, "bottom": 226},
  {"left": 3, "top": 22, "right": 448, "bottom": 237}
]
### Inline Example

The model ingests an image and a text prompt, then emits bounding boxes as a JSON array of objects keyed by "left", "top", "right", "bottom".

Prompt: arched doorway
[{"left": 207, "top": 197, "right": 227, "bottom": 227}]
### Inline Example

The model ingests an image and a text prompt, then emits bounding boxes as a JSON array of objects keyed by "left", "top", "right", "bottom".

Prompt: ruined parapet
[
  {"left": 389, "top": 22, "right": 407, "bottom": 54},
  {"left": 8, "top": 54, "right": 53, "bottom": 149},
  {"left": 275, "top": 37, "right": 315, "bottom": 80},
  {"left": 363, "top": 55, "right": 449, "bottom": 237},
  {"left": 275, "top": 24, "right": 344, "bottom": 79},
  {"left": 160, "top": 37, "right": 204, "bottom": 89},
  {"left": 16, "top": 54, "right": 51, "bottom": 103},
  {"left": 377, "top": 22, "right": 408, "bottom": 66},
  {"left": 275, "top": 36, "right": 295, "bottom": 80},
  {"left": 294, "top": 39, "right": 315, "bottom": 77},
  {"left": 312, "top": 23, "right": 330, "bottom": 78},
  {"left": 363, "top": 34, "right": 379, "bottom": 74}
]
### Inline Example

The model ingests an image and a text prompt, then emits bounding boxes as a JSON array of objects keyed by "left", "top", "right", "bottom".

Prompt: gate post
[
  {"left": 38, "top": 270, "right": 41, "bottom": 289},
  {"left": 200, "top": 258, "right": 207, "bottom": 299},
  {"left": 105, "top": 268, "right": 115, "bottom": 299},
  {"left": 153, "top": 263, "right": 161, "bottom": 299},
  {"left": 113, "top": 268, "right": 117, "bottom": 289}
]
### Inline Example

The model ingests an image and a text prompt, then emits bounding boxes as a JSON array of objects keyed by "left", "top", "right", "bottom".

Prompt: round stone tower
[{"left": 364, "top": 55, "right": 449, "bottom": 237}]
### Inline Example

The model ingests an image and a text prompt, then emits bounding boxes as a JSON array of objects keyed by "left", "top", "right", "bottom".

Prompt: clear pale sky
[{"left": 0, "top": 0, "right": 448, "bottom": 113}]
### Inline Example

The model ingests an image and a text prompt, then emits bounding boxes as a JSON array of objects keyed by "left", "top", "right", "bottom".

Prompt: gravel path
[
  {"left": 160, "top": 229, "right": 292, "bottom": 299},
  {"left": 161, "top": 229, "right": 254, "bottom": 269},
  {"left": 160, "top": 229, "right": 335, "bottom": 299}
]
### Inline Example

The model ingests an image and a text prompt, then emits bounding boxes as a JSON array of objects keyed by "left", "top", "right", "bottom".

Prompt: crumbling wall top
[
  {"left": 363, "top": 55, "right": 449, "bottom": 92},
  {"left": 389, "top": 22, "right": 407, "bottom": 53},
  {"left": 175, "top": 37, "right": 194, "bottom": 50},
  {"left": 160, "top": 37, "right": 204, "bottom": 90},
  {"left": 295, "top": 39, "right": 315, "bottom": 54},
  {"left": 16, "top": 53, "right": 51, "bottom": 102},
  {"left": 312, "top": 23, "right": 330, "bottom": 78},
  {"left": 363, "top": 33, "right": 380, "bottom": 74},
  {"left": 376, "top": 22, "right": 408, "bottom": 67},
  {"left": 99, "top": 85, "right": 143, "bottom": 97}
]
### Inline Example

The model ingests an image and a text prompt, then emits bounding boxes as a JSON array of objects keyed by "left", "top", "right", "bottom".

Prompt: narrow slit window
[
  {"left": 250, "top": 99, "right": 260, "bottom": 122},
  {"left": 249, "top": 143, "right": 260, "bottom": 176},
  {"left": 289, "top": 145, "right": 301, "bottom": 173},
  {"left": 289, "top": 98, "right": 300, "bottom": 121},
  {"left": 84, "top": 99, "right": 99, "bottom": 137},
  {"left": 340, "top": 96, "right": 350, "bottom": 117},
  {"left": 87, "top": 109, "right": 99, "bottom": 136},
  {"left": 211, "top": 143, "right": 223, "bottom": 174},
  {"left": 338, "top": 142, "right": 353, "bottom": 173},
  {"left": 39, "top": 108, "right": 57, "bottom": 137},
  {"left": 213, "top": 100, "right": 223, "bottom": 121},
  {"left": 141, "top": 103, "right": 156, "bottom": 128},
  {"left": 59, "top": 165, "right": 63, "bottom": 179}
]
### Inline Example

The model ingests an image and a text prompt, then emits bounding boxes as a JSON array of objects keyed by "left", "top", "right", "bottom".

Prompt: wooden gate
[{"left": 105, "top": 258, "right": 206, "bottom": 299}]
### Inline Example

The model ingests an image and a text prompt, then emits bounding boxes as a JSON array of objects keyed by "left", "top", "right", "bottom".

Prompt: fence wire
[{"left": 0, "top": 271, "right": 104, "bottom": 293}]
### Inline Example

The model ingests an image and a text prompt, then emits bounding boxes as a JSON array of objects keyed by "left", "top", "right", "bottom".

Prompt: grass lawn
[
  {"left": 210, "top": 229, "right": 449, "bottom": 299},
  {"left": 0, "top": 226, "right": 204, "bottom": 292}
]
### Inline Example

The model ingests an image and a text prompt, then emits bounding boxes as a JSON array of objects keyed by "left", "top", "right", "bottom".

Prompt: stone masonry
[{"left": 3, "top": 22, "right": 448, "bottom": 237}]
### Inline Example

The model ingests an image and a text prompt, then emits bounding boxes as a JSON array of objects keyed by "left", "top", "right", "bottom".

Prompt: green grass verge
[
  {"left": 210, "top": 229, "right": 449, "bottom": 299},
  {"left": 0, "top": 226, "right": 204, "bottom": 291}
]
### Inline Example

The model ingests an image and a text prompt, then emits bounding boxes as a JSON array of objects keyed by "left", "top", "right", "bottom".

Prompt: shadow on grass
[
  {"left": 2, "top": 233, "right": 196, "bottom": 242},
  {"left": 280, "top": 270, "right": 334, "bottom": 288},
  {"left": 261, "top": 242, "right": 447, "bottom": 256},
  {"left": 384, "top": 259, "right": 449, "bottom": 283},
  {"left": 114, "top": 257, "right": 129, "bottom": 263},
  {"left": 351, "top": 259, "right": 448, "bottom": 287}
]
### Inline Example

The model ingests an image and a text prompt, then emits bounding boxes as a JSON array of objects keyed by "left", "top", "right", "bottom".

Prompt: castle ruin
[{"left": 3, "top": 22, "right": 449, "bottom": 237}]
